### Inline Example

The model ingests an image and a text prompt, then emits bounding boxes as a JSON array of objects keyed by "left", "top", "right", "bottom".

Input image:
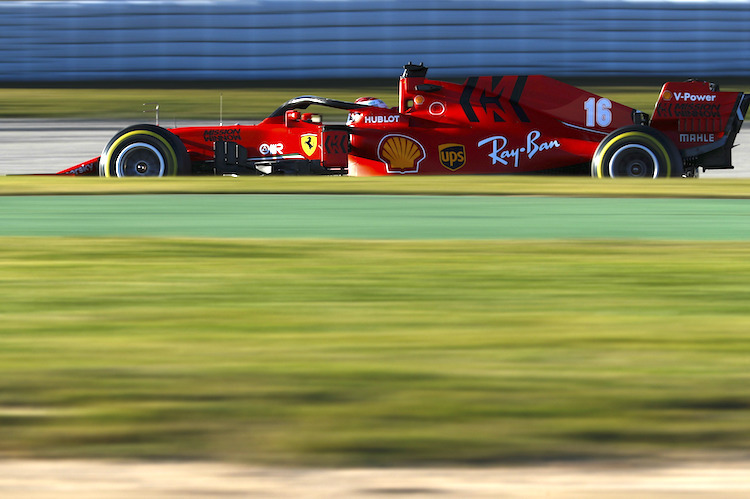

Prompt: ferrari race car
[{"left": 59, "top": 63, "right": 750, "bottom": 178}]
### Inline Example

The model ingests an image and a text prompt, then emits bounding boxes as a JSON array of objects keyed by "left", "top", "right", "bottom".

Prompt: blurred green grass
[
  {"left": 4, "top": 80, "right": 747, "bottom": 119},
  {"left": 0, "top": 85, "right": 394, "bottom": 120},
  {"left": 2, "top": 237, "right": 750, "bottom": 465}
]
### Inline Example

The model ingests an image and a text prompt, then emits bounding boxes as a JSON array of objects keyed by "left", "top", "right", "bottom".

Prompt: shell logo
[
  {"left": 662, "top": 90, "right": 673, "bottom": 101},
  {"left": 377, "top": 134, "right": 426, "bottom": 174}
]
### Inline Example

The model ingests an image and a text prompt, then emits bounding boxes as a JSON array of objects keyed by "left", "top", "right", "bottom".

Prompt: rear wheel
[
  {"left": 99, "top": 125, "right": 190, "bottom": 177},
  {"left": 591, "top": 125, "right": 683, "bottom": 178}
]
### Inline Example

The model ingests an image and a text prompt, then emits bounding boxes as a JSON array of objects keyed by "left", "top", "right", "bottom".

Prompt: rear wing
[{"left": 651, "top": 80, "right": 749, "bottom": 171}]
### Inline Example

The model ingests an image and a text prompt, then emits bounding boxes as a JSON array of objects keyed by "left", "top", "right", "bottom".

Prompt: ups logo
[{"left": 439, "top": 144, "right": 466, "bottom": 171}]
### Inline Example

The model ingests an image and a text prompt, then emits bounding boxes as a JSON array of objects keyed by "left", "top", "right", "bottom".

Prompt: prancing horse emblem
[{"left": 301, "top": 134, "right": 318, "bottom": 157}]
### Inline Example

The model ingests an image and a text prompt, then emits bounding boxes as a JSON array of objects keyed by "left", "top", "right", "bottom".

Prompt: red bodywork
[
  {"left": 58, "top": 110, "right": 350, "bottom": 176},
  {"left": 59, "top": 64, "right": 748, "bottom": 177},
  {"left": 348, "top": 72, "right": 636, "bottom": 175}
]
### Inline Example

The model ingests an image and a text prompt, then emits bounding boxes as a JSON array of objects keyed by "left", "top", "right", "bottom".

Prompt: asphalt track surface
[
  {"left": 1, "top": 194, "right": 749, "bottom": 240},
  {"left": 1, "top": 119, "right": 750, "bottom": 177}
]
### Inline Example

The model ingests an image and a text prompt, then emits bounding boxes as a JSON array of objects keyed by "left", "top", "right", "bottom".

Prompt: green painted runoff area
[{"left": 0, "top": 194, "right": 748, "bottom": 240}]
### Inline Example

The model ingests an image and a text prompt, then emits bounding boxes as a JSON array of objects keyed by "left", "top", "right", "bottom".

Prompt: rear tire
[
  {"left": 99, "top": 125, "right": 190, "bottom": 177},
  {"left": 591, "top": 125, "right": 683, "bottom": 178}
]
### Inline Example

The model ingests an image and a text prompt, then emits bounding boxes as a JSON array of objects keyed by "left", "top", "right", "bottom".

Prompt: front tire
[
  {"left": 99, "top": 125, "right": 190, "bottom": 177},
  {"left": 591, "top": 125, "right": 683, "bottom": 178}
]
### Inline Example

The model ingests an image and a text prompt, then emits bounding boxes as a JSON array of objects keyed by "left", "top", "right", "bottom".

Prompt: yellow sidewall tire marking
[
  {"left": 104, "top": 130, "right": 179, "bottom": 177},
  {"left": 596, "top": 131, "right": 671, "bottom": 178}
]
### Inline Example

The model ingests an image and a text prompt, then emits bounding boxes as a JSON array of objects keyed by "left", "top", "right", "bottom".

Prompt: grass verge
[
  {"left": 4, "top": 81, "right": 747, "bottom": 120},
  {"left": 1, "top": 237, "right": 749, "bottom": 465}
]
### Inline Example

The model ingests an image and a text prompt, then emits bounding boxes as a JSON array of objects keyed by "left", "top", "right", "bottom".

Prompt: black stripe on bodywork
[
  {"left": 510, "top": 76, "right": 529, "bottom": 122},
  {"left": 460, "top": 76, "right": 479, "bottom": 122}
]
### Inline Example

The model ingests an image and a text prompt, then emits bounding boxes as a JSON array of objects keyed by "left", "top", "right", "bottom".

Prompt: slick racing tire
[
  {"left": 99, "top": 125, "right": 190, "bottom": 177},
  {"left": 591, "top": 125, "right": 683, "bottom": 178}
]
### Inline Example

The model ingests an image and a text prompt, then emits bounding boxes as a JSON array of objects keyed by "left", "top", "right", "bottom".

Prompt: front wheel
[
  {"left": 99, "top": 125, "right": 190, "bottom": 177},
  {"left": 591, "top": 125, "right": 683, "bottom": 178}
]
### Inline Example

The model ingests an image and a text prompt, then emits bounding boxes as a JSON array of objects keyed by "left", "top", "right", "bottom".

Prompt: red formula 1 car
[{"left": 60, "top": 63, "right": 749, "bottom": 178}]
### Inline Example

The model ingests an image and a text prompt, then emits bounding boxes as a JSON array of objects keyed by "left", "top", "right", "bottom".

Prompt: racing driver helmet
[
  {"left": 355, "top": 96, "right": 388, "bottom": 108},
  {"left": 347, "top": 96, "right": 389, "bottom": 125}
]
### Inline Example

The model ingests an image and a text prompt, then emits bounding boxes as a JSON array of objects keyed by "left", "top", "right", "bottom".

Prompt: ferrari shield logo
[{"left": 301, "top": 134, "right": 318, "bottom": 157}]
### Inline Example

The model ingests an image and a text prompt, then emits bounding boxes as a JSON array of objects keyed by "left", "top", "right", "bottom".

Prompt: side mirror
[{"left": 285, "top": 110, "right": 301, "bottom": 125}]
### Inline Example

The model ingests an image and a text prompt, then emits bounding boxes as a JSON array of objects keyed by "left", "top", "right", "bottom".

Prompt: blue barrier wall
[{"left": 1, "top": 0, "right": 749, "bottom": 82}]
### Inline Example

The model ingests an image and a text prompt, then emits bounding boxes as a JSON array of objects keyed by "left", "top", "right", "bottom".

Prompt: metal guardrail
[{"left": 1, "top": 0, "right": 748, "bottom": 81}]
